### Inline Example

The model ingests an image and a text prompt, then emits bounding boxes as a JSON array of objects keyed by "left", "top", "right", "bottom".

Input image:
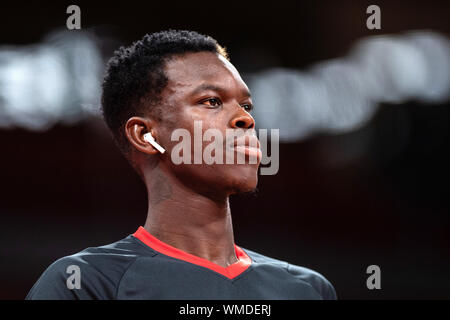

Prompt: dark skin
[{"left": 125, "top": 51, "right": 260, "bottom": 268}]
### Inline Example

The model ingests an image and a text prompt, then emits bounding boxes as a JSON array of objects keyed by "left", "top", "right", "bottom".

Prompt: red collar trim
[{"left": 133, "top": 226, "right": 251, "bottom": 279}]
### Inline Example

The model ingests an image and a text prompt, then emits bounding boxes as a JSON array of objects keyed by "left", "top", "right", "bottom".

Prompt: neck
[{"left": 143, "top": 167, "right": 237, "bottom": 268}]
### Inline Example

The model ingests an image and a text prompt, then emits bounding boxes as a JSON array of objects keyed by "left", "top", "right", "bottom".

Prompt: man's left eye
[{"left": 242, "top": 104, "right": 253, "bottom": 112}]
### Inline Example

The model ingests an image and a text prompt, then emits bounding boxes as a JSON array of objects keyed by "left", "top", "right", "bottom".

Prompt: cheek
[{"left": 160, "top": 110, "right": 259, "bottom": 193}]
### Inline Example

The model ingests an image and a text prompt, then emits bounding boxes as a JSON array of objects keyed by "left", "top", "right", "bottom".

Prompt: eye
[
  {"left": 201, "top": 98, "right": 222, "bottom": 107},
  {"left": 242, "top": 104, "right": 254, "bottom": 112}
]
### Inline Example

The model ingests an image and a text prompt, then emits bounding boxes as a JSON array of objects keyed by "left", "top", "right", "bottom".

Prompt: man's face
[{"left": 156, "top": 51, "right": 261, "bottom": 198}]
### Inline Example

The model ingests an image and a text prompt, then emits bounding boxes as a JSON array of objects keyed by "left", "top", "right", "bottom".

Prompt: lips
[
  {"left": 232, "top": 134, "right": 262, "bottom": 163},
  {"left": 233, "top": 135, "right": 261, "bottom": 150}
]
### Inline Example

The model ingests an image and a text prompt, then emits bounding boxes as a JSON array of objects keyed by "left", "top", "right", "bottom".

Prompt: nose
[{"left": 229, "top": 111, "right": 255, "bottom": 129}]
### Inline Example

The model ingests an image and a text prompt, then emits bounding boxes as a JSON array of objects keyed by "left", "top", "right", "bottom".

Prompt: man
[{"left": 26, "top": 30, "right": 337, "bottom": 300}]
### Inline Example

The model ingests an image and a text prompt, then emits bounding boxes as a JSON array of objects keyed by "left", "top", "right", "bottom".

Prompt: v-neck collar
[{"left": 133, "top": 226, "right": 252, "bottom": 279}]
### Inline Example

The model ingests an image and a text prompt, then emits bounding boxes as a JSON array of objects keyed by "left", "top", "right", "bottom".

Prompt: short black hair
[{"left": 101, "top": 30, "right": 228, "bottom": 163}]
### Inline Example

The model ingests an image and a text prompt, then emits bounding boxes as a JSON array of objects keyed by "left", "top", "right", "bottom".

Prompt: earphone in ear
[{"left": 143, "top": 133, "right": 166, "bottom": 154}]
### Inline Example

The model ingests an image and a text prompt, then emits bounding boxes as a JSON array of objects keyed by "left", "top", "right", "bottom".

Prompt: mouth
[{"left": 231, "top": 135, "right": 262, "bottom": 163}]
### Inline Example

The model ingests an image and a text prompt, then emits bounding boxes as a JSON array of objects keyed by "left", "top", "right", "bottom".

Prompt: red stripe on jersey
[{"left": 133, "top": 226, "right": 252, "bottom": 279}]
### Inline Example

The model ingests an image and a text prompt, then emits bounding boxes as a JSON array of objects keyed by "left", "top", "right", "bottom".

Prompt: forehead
[{"left": 163, "top": 51, "right": 249, "bottom": 95}]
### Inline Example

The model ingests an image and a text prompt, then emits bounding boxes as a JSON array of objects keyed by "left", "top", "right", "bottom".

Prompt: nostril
[
  {"left": 231, "top": 116, "right": 255, "bottom": 129},
  {"left": 235, "top": 120, "right": 246, "bottom": 128}
]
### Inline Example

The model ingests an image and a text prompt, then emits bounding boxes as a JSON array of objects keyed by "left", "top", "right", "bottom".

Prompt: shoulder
[
  {"left": 26, "top": 235, "right": 147, "bottom": 300},
  {"left": 243, "top": 248, "right": 337, "bottom": 300},
  {"left": 284, "top": 262, "right": 337, "bottom": 300}
]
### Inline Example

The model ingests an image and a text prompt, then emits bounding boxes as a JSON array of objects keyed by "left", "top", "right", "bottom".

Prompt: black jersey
[{"left": 26, "top": 226, "right": 337, "bottom": 300}]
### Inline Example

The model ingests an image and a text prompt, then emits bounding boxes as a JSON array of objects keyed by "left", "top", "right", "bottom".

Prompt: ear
[{"left": 125, "top": 116, "right": 161, "bottom": 155}]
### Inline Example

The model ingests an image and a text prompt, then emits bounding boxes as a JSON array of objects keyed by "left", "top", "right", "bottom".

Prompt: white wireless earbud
[{"left": 143, "top": 133, "right": 165, "bottom": 154}]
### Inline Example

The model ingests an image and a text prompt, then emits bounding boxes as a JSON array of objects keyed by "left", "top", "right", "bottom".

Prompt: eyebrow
[{"left": 190, "top": 83, "right": 251, "bottom": 98}]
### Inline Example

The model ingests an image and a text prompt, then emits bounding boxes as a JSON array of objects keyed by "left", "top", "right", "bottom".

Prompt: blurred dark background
[{"left": 1, "top": 0, "right": 449, "bottom": 299}]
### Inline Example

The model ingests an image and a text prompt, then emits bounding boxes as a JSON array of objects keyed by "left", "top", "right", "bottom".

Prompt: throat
[{"left": 144, "top": 194, "right": 237, "bottom": 268}]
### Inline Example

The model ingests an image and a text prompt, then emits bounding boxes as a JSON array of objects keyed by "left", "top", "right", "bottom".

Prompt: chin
[{"left": 227, "top": 165, "right": 259, "bottom": 195}]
